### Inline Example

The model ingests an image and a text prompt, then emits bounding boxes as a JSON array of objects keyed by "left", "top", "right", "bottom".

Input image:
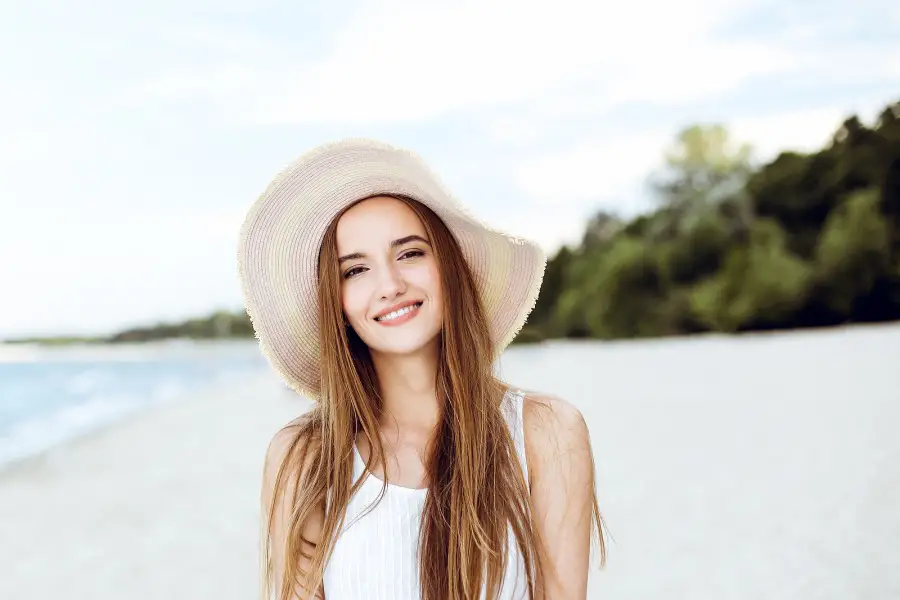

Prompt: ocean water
[{"left": 0, "top": 340, "right": 268, "bottom": 467}]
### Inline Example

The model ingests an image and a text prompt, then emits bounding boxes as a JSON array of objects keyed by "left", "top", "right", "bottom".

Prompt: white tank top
[{"left": 322, "top": 388, "right": 530, "bottom": 599}]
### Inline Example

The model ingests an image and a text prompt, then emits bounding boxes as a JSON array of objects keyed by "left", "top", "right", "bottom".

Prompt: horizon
[{"left": 2, "top": 0, "right": 898, "bottom": 339}]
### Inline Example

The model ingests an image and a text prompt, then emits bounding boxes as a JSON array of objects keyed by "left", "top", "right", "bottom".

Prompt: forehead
[{"left": 335, "top": 196, "right": 426, "bottom": 250}]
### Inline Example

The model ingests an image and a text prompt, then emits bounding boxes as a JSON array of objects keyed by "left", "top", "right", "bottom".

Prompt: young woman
[{"left": 237, "top": 139, "right": 608, "bottom": 600}]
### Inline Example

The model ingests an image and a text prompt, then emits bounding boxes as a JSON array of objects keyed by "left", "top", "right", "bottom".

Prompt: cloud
[
  {"left": 730, "top": 107, "right": 849, "bottom": 161},
  {"left": 510, "top": 131, "right": 671, "bottom": 210},
  {"left": 121, "top": 0, "right": 772, "bottom": 127},
  {"left": 497, "top": 204, "right": 594, "bottom": 256},
  {"left": 505, "top": 99, "right": 893, "bottom": 225},
  {"left": 155, "top": 22, "right": 282, "bottom": 57},
  {"left": 0, "top": 206, "right": 248, "bottom": 338}
]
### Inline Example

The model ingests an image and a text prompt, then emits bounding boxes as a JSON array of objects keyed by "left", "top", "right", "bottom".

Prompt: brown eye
[{"left": 343, "top": 266, "right": 365, "bottom": 279}]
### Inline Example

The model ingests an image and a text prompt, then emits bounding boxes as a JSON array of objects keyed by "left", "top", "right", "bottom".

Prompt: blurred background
[{"left": 1, "top": 0, "right": 898, "bottom": 598}]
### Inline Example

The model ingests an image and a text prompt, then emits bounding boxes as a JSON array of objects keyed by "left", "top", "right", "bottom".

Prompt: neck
[{"left": 370, "top": 339, "right": 441, "bottom": 433}]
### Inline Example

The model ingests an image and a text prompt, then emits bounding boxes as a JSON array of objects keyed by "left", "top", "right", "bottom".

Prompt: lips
[{"left": 373, "top": 301, "right": 423, "bottom": 322}]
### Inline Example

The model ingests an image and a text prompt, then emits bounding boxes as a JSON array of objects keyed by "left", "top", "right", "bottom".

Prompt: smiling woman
[
  {"left": 236, "top": 139, "right": 608, "bottom": 600},
  {"left": 336, "top": 198, "right": 444, "bottom": 358}
]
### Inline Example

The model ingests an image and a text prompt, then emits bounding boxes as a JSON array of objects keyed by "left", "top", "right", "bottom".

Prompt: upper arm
[
  {"left": 262, "top": 423, "right": 326, "bottom": 600},
  {"left": 523, "top": 393, "right": 596, "bottom": 599}
]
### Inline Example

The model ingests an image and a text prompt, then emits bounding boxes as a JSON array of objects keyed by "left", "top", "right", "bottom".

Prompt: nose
[{"left": 377, "top": 261, "right": 407, "bottom": 299}]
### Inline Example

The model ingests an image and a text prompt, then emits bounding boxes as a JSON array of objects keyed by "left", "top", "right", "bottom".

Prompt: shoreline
[
  {"left": 0, "top": 367, "right": 293, "bottom": 479},
  {"left": 0, "top": 366, "right": 310, "bottom": 599},
  {"left": 4, "top": 319, "right": 898, "bottom": 354},
  {"left": 5, "top": 320, "right": 898, "bottom": 477}
]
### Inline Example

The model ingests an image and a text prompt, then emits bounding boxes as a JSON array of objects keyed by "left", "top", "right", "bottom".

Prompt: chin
[{"left": 365, "top": 327, "right": 441, "bottom": 357}]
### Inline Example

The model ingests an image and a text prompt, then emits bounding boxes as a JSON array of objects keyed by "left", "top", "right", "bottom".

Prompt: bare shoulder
[
  {"left": 262, "top": 413, "right": 326, "bottom": 599},
  {"left": 262, "top": 413, "right": 319, "bottom": 494},
  {"left": 516, "top": 395, "right": 599, "bottom": 596},
  {"left": 519, "top": 390, "right": 593, "bottom": 487},
  {"left": 264, "top": 415, "right": 310, "bottom": 472},
  {"left": 261, "top": 413, "right": 323, "bottom": 532},
  {"left": 522, "top": 390, "right": 590, "bottom": 449}
]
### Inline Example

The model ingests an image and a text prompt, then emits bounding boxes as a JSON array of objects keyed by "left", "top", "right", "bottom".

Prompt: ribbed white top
[{"left": 322, "top": 388, "right": 530, "bottom": 599}]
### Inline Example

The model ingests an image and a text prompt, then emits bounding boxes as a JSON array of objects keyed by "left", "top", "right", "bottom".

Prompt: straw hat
[{"left": 236, "top": 138, "right": 546, "bottom": 401}]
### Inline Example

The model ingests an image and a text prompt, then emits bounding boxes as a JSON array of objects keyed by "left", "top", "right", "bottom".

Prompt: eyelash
[{"left": 343, "top": 249, "right": 425, "bottom": 279}]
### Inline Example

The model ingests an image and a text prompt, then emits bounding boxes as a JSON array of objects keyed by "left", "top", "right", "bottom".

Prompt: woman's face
[{"left": 335, "top": 196, "right": 443, "bottom": 357}]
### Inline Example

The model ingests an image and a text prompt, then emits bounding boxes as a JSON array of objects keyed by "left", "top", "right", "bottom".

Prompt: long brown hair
[{"left": 261, "top": 195, "right": 607, "bottom": 599}]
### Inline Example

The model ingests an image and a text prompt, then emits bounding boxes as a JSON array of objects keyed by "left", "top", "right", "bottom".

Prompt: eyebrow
[{"left": 338, "top": 234, "right": 431, "bottom": 265}]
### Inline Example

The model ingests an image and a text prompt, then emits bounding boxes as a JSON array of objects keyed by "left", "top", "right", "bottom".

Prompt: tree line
[{"left": 522, "top": 98, "right": 900, "bottom": 341}]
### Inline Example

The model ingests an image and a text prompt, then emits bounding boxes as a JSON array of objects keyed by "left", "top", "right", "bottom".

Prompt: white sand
[
  {"left": 0, "top": 370, "right": 307, "bottom": 600},
  {"left": 3, "top": 324, "right": 899, "bottom": 599}
]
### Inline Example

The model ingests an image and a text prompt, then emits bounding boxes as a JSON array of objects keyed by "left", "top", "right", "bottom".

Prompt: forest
[{"left": 521, "top": 99, "right": 900, "bottom": 342}]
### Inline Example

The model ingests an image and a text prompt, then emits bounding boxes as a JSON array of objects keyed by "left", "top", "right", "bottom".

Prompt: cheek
[
  {"left": 341, "top": 283, "right": 368, "bottom": 320},
  {"left": 406, "top": 262, "right": 438, "bottom": 290},
  {"left": 425, "top": 263, "right": 443, "bottom": 307}
]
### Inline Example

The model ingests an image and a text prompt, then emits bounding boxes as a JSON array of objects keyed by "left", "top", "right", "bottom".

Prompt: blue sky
[{"left": 1, "top": 0, "right": 898, "bottom": 338}]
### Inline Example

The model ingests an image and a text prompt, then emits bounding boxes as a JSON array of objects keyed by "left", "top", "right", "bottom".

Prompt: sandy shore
[
  {"left": 0, "top": 369, "right": 307, "bottom": 600},
  {"left": 3, "top": 325, "right": 899, "bottom": 599}
]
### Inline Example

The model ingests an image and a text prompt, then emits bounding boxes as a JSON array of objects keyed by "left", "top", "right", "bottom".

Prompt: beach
[
  {"left": 0, "top": 367, "right": 305, "bottom": 599},
  {"left": 2, "top": 324, "right": 899, "bottom": 599}
]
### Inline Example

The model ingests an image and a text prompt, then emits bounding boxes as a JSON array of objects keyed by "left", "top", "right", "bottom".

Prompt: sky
[{"left": 0, "top": 0, "right": 898, "bottom": 339}]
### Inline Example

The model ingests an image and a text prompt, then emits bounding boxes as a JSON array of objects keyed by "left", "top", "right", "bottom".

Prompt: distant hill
[{"left": 3, "top": 310, "right": 255, "bottom": 345}]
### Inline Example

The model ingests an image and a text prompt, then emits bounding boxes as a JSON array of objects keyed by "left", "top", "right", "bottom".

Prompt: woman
[{"left": 237, "top": 139, "right": 607, "bottom": 600}]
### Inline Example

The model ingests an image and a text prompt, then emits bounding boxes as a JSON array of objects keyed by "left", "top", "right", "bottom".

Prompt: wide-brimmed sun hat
[{"left": 236, "top": 138, "right": 546, "bottom": 401}]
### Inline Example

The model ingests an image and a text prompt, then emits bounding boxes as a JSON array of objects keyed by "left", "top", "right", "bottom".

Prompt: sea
[{"left": 0, "top": 339, "right": 269, "bottom": 468}]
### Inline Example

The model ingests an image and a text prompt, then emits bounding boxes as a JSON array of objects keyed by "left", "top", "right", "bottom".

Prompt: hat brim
[{"left": 237, "top": 139, "right": 546, "bottom": 401}]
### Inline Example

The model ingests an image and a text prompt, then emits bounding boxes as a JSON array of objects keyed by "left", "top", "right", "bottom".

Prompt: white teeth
[{"left": 375, "top": 303, "right": 421, "bottom": 322}]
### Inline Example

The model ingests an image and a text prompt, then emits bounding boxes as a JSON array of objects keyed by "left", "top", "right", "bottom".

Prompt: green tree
[
  {"left": 748, "top": 103, "right": 900, "bottom": 260},
  {"left": 573, "top": 236, "right": 672, "bottom": 339},
  {"left": 528, "top": 245, "right": 575, "bottom": 334},
  {"left": 580, "top": 210, "right": 623, "bottom": 249},
  {"left": 657, "top": 211, "right": 731, "bottom": 285},
  {"left": 690, "top": 219, "right": 813, "bottom": 331},
  {"left": 650, "top": 124, "right": 754, "bottom": 239},
  {"left": 814, "top": 188, "right": 890, "bottom": 315}
]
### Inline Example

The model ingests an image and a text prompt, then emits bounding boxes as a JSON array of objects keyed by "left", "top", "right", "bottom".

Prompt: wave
[{"left": 0, "top": 377, "right": 187, "bottom": 468}]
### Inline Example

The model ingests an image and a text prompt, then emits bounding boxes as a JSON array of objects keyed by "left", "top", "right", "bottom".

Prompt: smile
[{"left": 374, "top": 302, "right": 423, "bottom": 324}]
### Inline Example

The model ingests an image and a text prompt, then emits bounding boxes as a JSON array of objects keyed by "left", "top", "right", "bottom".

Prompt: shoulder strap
[{"left": 505, "top": 388, "right": 529, "bottom": 483}]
